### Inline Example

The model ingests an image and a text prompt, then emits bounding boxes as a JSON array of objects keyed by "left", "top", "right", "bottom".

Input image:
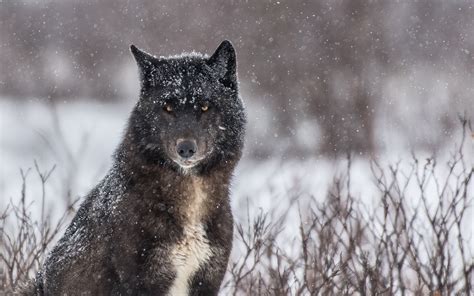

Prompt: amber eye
[
  {"left": 201, "top": 103, "right": 209, "bottom": 112},
  {"left": 164, "top": 104, "right": 173, "bottom": 113}
]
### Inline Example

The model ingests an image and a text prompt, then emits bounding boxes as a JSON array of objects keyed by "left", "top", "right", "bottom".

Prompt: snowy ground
[{"left": 1, "top": 98, "right": 473, "bottom": 258}]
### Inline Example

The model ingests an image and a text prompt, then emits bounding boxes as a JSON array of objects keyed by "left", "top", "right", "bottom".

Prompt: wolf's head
[{"left": 126, "top": 41, "right": 246, "bottom": 175}]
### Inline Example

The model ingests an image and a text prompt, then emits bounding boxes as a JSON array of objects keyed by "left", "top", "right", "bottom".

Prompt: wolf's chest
[
  {"left": 167, "top": 224, "right": 212, "bottom": 295},
  {"left": 167, "top": 179, "right": 212, "bottom": 295}
]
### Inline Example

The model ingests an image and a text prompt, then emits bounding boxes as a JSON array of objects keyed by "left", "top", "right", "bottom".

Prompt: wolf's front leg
[{"left": 188, "top": 250, "right": 230, "bottom": 296}]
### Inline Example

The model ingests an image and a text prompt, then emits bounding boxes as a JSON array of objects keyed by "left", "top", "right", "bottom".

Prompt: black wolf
[{"left": 26, "top": 40, "right": 246, "bottom": 295}]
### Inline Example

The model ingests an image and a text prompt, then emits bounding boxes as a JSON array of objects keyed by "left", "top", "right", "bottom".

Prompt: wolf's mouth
[
  {"left": 181, "top": 160, "right": 198, "bottom": 167},
  {"left": 172, "top": 158, "right": 201, "bottom": 169},
  {"left": 171, "top": 148, "right": 213, "bottom": 170}
]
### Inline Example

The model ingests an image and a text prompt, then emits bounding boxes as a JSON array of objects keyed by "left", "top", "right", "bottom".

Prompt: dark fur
[{"left": 26, "top": 40, "right": 246, "bottom": 295}]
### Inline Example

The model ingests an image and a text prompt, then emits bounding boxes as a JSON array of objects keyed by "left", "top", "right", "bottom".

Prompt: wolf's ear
[
  {"left": 207, "top": 40, "right": 237, "bottom": 88},
  {"left": 130, "top": 45, "right": 157, "bottom": 83}
]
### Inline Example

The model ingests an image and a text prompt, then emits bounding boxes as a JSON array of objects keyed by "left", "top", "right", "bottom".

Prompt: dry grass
[
  {"left": 1, "top": 120, "right": 473, "bottom": 295},
  {"left": 0, "top": 163, "right": 79, "bottom": 293},
  {"left": 223, "top": 119, "right": 473, "bottom": 295}
]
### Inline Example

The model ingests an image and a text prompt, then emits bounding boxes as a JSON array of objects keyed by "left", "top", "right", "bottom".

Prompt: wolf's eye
[
  {"left": 201, "top": 103, "right": 209, "bottom": 112},
  {"left": 164, "top": 104, "right": 173, "bottom": 113}
]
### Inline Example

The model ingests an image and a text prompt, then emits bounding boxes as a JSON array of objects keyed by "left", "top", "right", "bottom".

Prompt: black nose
[{"left": 176, "top": 140, "right": 197, "bottom": 159}]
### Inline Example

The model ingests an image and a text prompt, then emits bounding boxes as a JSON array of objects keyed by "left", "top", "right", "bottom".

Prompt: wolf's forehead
[
  {"left": 158, "top": 64, "right": 215, "bottom": 104},
  {"left": 161, "top": 87, "right": 205, "bottom": 102},
  {"left": 164, "top": 67, "right": 205, "bottom": 84},
  {"left": 160, "top": 82, "right": 213, "bottom": 105}
]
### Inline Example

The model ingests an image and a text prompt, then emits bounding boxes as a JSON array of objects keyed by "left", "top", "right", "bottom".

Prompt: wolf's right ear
[{"left": 130, "top": 45, "right": 156, "bottom": 81}]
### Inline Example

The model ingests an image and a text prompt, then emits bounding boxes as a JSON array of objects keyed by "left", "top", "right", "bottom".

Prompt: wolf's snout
[{"left": 176, "top": 139, "right": 197, "bottom": 159}]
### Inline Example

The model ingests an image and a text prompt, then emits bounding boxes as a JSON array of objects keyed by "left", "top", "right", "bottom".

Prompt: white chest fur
[{"left": 167, "top": 179, "right": 212, "bottom": 296}]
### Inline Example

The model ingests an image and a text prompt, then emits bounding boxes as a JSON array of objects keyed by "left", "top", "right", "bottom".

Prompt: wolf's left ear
[{"left": 207, "top": 40, "right": 237, "bottom": 88}]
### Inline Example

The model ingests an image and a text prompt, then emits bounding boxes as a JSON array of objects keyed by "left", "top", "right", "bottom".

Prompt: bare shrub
[
  {"left": 1, "top": 120, "right": 472, "bottom": 294},
  {"left": 223, "top": 119, "right": 473, "bottom": 295},
  {"left": 0, "top": 163, "right": 78, "bottom": 292}
]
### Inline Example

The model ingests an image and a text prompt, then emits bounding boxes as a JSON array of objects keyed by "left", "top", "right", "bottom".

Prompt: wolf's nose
[{"left": 177, "top": 140, "right": 197, "bottom": 159}]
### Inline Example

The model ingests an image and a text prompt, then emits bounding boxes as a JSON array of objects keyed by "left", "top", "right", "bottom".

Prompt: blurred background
[
  {"left": 1, "top": 0, "right": 474, "bottom": 211},
  {"left": 1, "top": 2, "right": 474, "bottom": 292},
  {"left": 1, "top": 0, "right": 472, "bottom": 158}
]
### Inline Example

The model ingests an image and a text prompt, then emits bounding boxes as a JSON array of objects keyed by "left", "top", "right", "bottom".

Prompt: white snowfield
[{"left": 0, "top": 98, "right": 473, "bottom": 291}]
